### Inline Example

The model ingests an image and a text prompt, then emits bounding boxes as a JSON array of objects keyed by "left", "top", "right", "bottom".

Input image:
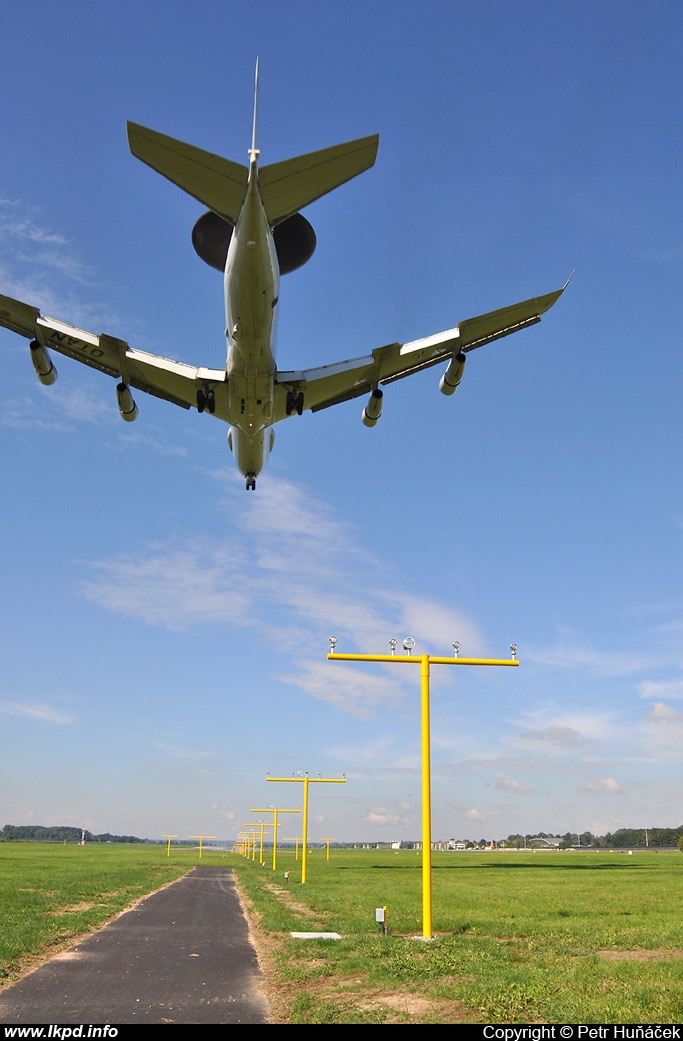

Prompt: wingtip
[{"left": 562, "top": 269, "right": 576, "bottom": 292}]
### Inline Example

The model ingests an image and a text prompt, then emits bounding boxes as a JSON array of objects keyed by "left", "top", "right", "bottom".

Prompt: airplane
[{"left": 0, "top": 65, "right": 570, "bottom": 490}]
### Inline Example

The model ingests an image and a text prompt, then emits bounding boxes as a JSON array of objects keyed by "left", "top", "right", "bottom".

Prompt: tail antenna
[{"left": 249, "top": 58, "right": 260, "bottom": 163}]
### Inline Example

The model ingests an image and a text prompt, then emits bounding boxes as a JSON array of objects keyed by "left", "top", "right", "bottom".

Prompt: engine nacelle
[
  {"left": 439, "top": 351, "right": 466, "bottom": 396},
  {"left": 362, "top": 388, "right": 383, "bottom": 427},
  {"left": 29, "top": 340, "right": 57, "bottom": 385},
  {"left": 116, "top": 382, "right": 138, "bottom": 422}
]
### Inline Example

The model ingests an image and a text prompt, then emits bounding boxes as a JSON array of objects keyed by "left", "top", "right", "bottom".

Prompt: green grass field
[
  {"left": 0, "top": 842, "right": 190, "bottom": 982},
  {"left": 1, "top": 843, "right": 682, "bottom": 1024},
  {"left": 229, "top": 846, "right": 683, "bottom": 1024}
]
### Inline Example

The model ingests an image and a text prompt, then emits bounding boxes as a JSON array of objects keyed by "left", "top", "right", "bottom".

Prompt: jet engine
[
  {"left": 29, "top": 340, "right": 57, "bottom": 385},
  {"left": 116, "top": 382, "right": 138, "bottom": 422},
  {"left": 192, "top": 210, "right": 317, "bottom": 275},
  {"left": 362, "top": 388, "right": 383, "bottom": 427},
  {"left": 439, "top": 352, "right": 466, "bottom": 395}
]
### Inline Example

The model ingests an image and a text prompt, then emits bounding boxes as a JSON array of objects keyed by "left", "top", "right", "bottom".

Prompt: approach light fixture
[
  {"left": 453, "top": 642, "right": 460, "bottom": 658},
  {"left": 403, "top": 637, "right": 415, "bottom": 654},
  {"left": 389, "top": 638, "right": 397, "bottom": 655}
]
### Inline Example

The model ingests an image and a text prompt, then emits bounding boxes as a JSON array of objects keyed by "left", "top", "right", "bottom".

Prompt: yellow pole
[
  {"left": 188, "top": 835, "right": 216, "bottom": 858},
  {"left": 282, "top": 837, "right": 300, "bottom": 860},
  {"left": 245, "top": 820, "right": 268, "bottom": 864},
  {"left": 266, "top": 775, "right": 347, "bottom": 883},
  {"left": 251, "top": 808, "right": 300, "bottom": 872},
  {"left": 321, "top": 837, "right": 335, "bottom": 861},
  {"left": 420, "top": 654, "right": 432, "bottom": 939},
  {"left": 163, "top": 834, "right": 177, "bottom": 858},
  {"left": 302, "top": 778, "right": 309, "bottom": 882},
  {"left": 328, "top": 642, "right": 518, "bottom": 939}
]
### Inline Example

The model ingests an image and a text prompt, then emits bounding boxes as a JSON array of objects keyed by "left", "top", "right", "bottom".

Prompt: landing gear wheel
[
  {"left": 285, "top": 390, "right": 304, "bottom": 417},
  {"left": 246, "top": 474, "right": 256, "bottom": 491},
  {"left": 196, "top": 389, "right": 216, "bottom": 414}
]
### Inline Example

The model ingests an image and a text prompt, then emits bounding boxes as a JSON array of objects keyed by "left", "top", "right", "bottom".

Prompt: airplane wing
[
  {"left": 0, "top": 293, "right": 228, "bottom": 419},
  {"left": 273, "top": 280, "right": 570, "bottom": 420}
]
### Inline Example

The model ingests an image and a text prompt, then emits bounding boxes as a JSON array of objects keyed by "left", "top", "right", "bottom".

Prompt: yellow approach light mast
[
  {"left": 328, "top": 637, "right": 519, "bottom": 940},
  {"left": 188, "top": 834, "right": 216, "bottom": 858},
  {"left": 266, "top": 772, "right": 347, "bottom": 883},
  {"left": 246, "top": 820, "right": 269, "bottom": 865},
  {"left": 250, "top": 807, "right": 300, "bottom": 871}
]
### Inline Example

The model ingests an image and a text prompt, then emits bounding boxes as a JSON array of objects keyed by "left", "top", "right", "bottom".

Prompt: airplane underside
[{"left": 0, "top": 64, "right": 570, "bottom": 490}]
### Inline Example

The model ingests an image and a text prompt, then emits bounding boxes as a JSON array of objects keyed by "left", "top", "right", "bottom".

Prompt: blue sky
[{"left": 1, "top": 0, "right": 682, "bottom": 844}]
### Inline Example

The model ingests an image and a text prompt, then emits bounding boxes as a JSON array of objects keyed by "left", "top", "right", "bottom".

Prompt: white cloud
[
  {"left": 520, "top": 725, "right": 586, "bottom": 748},
  {"left": 365, "top": 809, "right": 410, "bottom": 827},
  {"left": 512, "top": 704, "right": 616, "bottom": 752},
  {"left": 210, "top": 804, "right": 237, "bottom": 823},
  {"left": 495, "top": 776, "right": 535, "bottom": 794},
  {"left": 78, "top": 475, "right": 484, "bottom": 717},
  {"left": 154, "top": 742, "right": 216, "bottom": 761},
  {"left": 578, "top": 777, "right": 623, "bottom": 794},
  {"left": 0, "top": 700, "right": 73, "bottom": 725},
  {"left": 0, "top": 199, "right": 140, "bottom": 332},
  {"left": 637, "top": 679, "right": 683, "bottom": 701},
  {"left": 526, "top": 627, "right": 657, "bottom": 677}
]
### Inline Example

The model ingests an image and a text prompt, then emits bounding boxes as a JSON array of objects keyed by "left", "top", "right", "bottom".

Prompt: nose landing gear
[{"left": 246, "top": 473, "right": 256, "bottom": 491}]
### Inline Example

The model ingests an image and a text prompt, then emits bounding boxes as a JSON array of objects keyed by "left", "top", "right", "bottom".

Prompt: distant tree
[{"left": 678, "top": 835, "right": 683, "bottom": 853}]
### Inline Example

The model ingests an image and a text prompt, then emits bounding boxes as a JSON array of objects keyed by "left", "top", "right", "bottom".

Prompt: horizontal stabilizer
[
  {"left": 259, "top": 134, "right": 379, "bottom": 224},
  {"left": 127, "top": 123, "right": 249, "bottom": 224}
]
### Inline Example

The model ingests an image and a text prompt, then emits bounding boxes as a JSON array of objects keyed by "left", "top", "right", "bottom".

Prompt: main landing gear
[
  {"left": 196, "top": 388, "right": 216, "bottom": 414},
  {"left": 285, "top": 390, "right": 304, "bottom": 416},
  {"left": 246, "top": 474, "right": 256, "bottom": 491}
]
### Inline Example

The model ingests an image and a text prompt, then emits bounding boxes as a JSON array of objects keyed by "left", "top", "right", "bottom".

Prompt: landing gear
[
  {"left": 285, "top": 390, "right": 304, "bottom": 416},
  {"left": 246, "top": 474, "right": 256, "bottom": 491},
  {"left": 196, "top": 388, "right": 216, "bottom": 414}
]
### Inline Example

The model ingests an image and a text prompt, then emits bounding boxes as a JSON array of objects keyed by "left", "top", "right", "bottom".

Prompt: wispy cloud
[
  {"left": 78, "top": 474, "right": 484, "bottom": 717},
  {"left": 0, "top": 700, "right": 73, "bottom": 725},
  {"left": 154, "top": 742, "right": 216, "bottom": 761},
  {"left": 637, "top": 679, "right": 683, "bottom": 701},
  {"left": 365, "top": 808, "right": 410, "bottom": 827},
  {"left": 526, "top": 634, "right": 656, "bottom": 676},
  {"left": 0, "top": 199, "right": 137, "bottom": 333},
  {"left": 495, "top": 776, "right": 536, "bottom": 794},
  {"left": 512, "top": 704, "right": 617, "bottom": 754},
  {"left": 578, "top": 777, "right": 623, "bottom": 794}
]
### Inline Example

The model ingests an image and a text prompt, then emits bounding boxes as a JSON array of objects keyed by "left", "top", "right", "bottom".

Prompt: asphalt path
[{"left": 0, "top": 865, "right": 271, "bottom": 1025}]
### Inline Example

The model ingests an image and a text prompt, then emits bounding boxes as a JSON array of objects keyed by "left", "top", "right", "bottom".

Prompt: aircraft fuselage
[{"left": 224, "top": 154, "right": 279, "bottom": 486}]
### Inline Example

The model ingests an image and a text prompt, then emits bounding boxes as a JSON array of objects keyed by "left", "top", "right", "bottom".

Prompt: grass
[
  {"left": 0, "top": 842, "right": 191, "bottom": 982},
  {"left": 1, "top": 843, "right": 682, "bottom": 1023},
  {"left": 229, "top": 847, "right": 683, "bottom": 1024}
]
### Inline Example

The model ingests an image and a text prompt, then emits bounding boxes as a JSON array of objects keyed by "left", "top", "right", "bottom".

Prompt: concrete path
[{"left": 0, "top": 866, "right": 271, "bottom": 1025}]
